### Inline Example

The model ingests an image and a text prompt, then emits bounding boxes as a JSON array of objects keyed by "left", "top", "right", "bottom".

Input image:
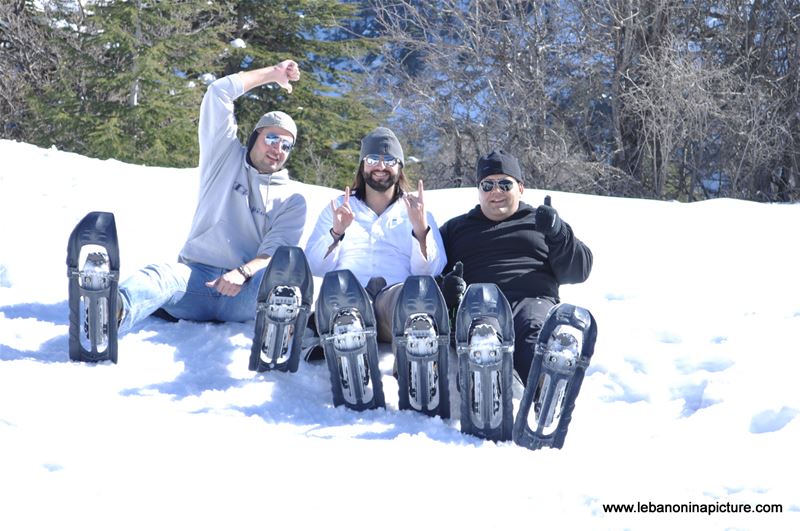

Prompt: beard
[{"left": 364, "top": 170, "right": 398, "bottom": 192}]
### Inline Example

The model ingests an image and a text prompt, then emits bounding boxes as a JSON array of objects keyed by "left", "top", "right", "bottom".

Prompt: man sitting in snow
[
  {"left": 304, "top": 127, "right": 447, "bottom": 347},
  {"left": 439, "top": 149, "right": 593, "bottom": 383},
  {"left": 116, "top": 60, "right": 306, "bottom": 334}
]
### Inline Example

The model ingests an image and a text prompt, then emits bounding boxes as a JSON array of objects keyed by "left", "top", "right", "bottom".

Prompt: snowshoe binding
[
  {"left": 393, "top": 276, "right": 450, "bottom": 418},
  {"left": 316, "top": 270, "right": 385, "bottom": 411},
  {"left": 249, "top": 246, "right": 313, "bottom": 373},
  {"left": 455, "top": 284, "right": 514, "bottom": 442},
  {"left": 513, "top": 303, "right": 597, "bottom": 450},
  {"left": 66, "top": 211, "right": 120, "bottom": 363}
]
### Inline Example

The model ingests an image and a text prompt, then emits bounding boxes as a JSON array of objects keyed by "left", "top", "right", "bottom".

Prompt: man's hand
[
  {"left": 403, "top": 179, "right": 429, "bottom": 240},
  {"left": 274, "top": 59, "right": 300, "bottom": 93},
  {"left": 205, "top": 269, "right": 248, "bottom": 297},
  {"left": 535, "top": 195, "right": 563, "bottom": 239},
  {"left": 330, "top": 186, "right": 355, "bottom": 238},
  {"left": 240, "top": 59, "right": 301, "bottom": 93}
]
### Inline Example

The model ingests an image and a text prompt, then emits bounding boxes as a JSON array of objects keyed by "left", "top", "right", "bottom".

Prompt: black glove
[
  {"left": 439, "top": 261, "right": 466, "bottom": 311},
  {"left": 535, "top": 195, "right": 564, "bottom": 240}
]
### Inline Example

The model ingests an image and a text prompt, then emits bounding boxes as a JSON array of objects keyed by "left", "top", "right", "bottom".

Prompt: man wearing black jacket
[{"left": 439, "top": 149, "right": 593, "bottom": 381}]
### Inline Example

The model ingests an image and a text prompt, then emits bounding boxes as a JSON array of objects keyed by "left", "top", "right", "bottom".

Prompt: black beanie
[
  {"left": 476, "top": 150, "right": 523, "bottom": 183},
  {"left": 360, "top": 127, "right": 405, "bottom": 167}
]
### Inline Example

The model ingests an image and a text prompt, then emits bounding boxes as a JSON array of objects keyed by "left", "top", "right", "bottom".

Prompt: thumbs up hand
[{"left": 535, "top": 195, "right": 564, "bottom": 240}]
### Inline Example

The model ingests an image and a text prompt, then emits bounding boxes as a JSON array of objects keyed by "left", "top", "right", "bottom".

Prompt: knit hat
[
  {"left": 254, "top": 111, "right": 297, "bottom": 141},
  {"left": 360, "top": 127, "right": 404, "bottom": 167},
  {"left": 246, "top": 111, "right": 297, "bottom": 168},
  {"left": 476, "top": 150, "right": 523, "bottom": 183}
]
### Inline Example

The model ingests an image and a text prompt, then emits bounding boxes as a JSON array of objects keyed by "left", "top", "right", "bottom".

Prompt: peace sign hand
[
  {"left": 330, "top": 186, "right": 355, "bottom": 236},
  {"left": 403, "top": 179, "right": 429, "bottom": 238}
]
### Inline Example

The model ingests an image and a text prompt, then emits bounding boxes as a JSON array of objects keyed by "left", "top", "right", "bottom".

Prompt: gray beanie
[
  {"left": 360, "top": 127, "right": 404, "bottom": 167},
  {"left": 254, "top": 111, "right": 297, "bottom": 141}
]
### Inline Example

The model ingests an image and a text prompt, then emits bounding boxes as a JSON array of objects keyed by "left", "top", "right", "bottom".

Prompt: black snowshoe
[
  {"left": 316, "top": 270, "right": 385, "bottom": 410},
  {"left": 249, "top": 246, "right": 313, "bottom": 373},
  {"left": 392, "top": 275, "right": 450, "bottom": 418},
  {"left": 513, "top": 303, "right": 597, "bottom": 450},
  {"left": 66, "top": 211, "right": 120, "bottom": 363},
  {"left": 454, "top": 283, "right": 515, "bottom": 442}
]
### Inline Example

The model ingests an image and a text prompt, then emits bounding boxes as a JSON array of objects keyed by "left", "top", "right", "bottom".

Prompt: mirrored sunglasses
[
  {"left": 479, "top": 178, "right": 516, "bottom": 192},
  {"left": 364, "top": 154, "right": 399, "bottom": 167},
  {"left": 264, "top": 133, "right": 294, "bottom": 153}
]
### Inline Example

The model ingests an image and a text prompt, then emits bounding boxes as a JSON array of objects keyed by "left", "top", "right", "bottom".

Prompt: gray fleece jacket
[{"left": 179, "top": 73, "right": 307, "bottom": 270}]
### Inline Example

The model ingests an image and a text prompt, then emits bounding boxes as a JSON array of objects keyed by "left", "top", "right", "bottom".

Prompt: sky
[{"left": 1, "top": 139, "right": 799, "bottom": 531}]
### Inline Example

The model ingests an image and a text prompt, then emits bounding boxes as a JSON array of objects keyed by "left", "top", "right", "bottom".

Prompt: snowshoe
[
  {"left": 66, "top": 211, "right": 120, "bottom": 363},
  {"left": 513, "top": 303, "right": 597, "bottom": 450},
  {"left": 454, "top": 283, "right": 514, "bottom": 442},
  {"left": 393, "top": 276, "right": 451, "bottom": 418},
  {"left": 249, "top": 246, "right": 313, "bottom": 373},
  {"left": 316, "top": 270, "right": 385, "bottom": 411}
]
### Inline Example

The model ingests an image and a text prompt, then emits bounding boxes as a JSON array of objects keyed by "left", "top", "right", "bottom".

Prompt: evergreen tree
[
  {"left": 27, "top": 0, "right": 231, "bottom": 168},
  {"left": 224, "top": 0, "right": 381, "bottom": 187},
  {"left": 13, "top": 1, "right": 381, "bottom": 185}
]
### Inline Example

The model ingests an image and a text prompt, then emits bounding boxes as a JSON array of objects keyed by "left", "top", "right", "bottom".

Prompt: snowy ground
[{"left": 1, "top": 139, "right": 799, "bottom": 530}]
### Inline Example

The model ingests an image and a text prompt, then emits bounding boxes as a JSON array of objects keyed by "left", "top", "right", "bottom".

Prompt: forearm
[
  {"left": 413, "top": 227, "right": 429, "bottom": 259},
  {"left": 239, "top": 66, "right": 284, "bottom": 93},
  {"left": 207, "top": 254, "right": 271, "bottom": 296},
  {"left": 241, "top": 255, "right": 272, "bottom": 277},
  {"left": 549, "top": 224, "right": 593, "bottom": 284},
  {"left": 410, "top": 226, "right": 446, "bottom": 277},
  {"left": 305, "top": 226, "right": 341, "bottom": 275}
]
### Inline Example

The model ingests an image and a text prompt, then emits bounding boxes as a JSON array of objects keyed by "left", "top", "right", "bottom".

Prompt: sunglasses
[
  {"left": 264, "top": 133, "right": 294, "bottom": 153},
  {"left": 479, "top": 178, "right": 516, "bottom": 192},
  {"left": 364, "top": 154, "right": 399, "bottom": 167}
]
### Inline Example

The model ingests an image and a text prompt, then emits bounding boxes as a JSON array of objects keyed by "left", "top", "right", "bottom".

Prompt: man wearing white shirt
[{"left": 304, "top": 127, "right": 447, "bottom": 344}]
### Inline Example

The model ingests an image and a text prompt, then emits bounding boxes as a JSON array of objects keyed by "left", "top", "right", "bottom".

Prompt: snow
[{"left": 1, "top": 139, "right": 799, "bottom": 530}]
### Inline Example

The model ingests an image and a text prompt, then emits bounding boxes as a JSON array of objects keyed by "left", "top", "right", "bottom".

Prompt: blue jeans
[{"left": 118, "top": 261, "right": 264, "bottom": 334}]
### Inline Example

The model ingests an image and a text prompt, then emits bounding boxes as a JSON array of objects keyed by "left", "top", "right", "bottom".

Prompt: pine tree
[
  {"left": 27, "top": 0, "right": 231, "bottom": 168},
  {"left": 17, "top": 1, "right": 381, "bottom": 186},
  {"left": 225, "top": 0, "right": 381, "bottom": 188}
]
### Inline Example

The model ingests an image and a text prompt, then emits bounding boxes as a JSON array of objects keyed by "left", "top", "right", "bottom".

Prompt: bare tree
[
  {"left": 0, "top": 1, "right": 66, "bottom": 139},
  {"left": 365, "top": 1, "right": 574, "bottom": 188},
  {"left": 618, "top": 37, "right": 730, "bottom": 198},
  {"left": 362, "top": 0, "right": 666, "bottom": 195},
  {"left": 708, "top": 0, "right": 799, "bottom": 201}
]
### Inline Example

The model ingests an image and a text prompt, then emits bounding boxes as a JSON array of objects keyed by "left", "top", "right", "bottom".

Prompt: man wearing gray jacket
[{"left": 117, "top": 59, "right": 306, "bottom": 333}]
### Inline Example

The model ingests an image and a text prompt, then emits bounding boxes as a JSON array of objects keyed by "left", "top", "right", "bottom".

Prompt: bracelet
[
  {"left": 411, "top": 226, "right": 431, "bottom": 239},
  {"left": 236, "top": 265, "right": 252, "bottom": 282},
  {"left": 330, "top": 227, "right": 345, "bottom": 242}
]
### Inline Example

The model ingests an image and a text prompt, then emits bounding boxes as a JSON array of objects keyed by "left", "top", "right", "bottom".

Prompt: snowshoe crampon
[
  {"left": 393, "top": 276, "right": 450, "bottom": 418},
  {"left": 513, "top": 303, "right": 597, "bottom": 450},
  {"left": 249, "top": 246, "right": 313, "bottom": 373},
  {"left": 316, "top": 270, "right": 384, "bottom": 411},
  {"left": 66, "top": 212, "right": 120, "bottom": 363},
  {"left": 455, "top": 283, "right": 514, "bottom": 442}
]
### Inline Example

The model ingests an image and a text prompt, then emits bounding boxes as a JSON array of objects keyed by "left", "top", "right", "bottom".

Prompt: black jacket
[{"left": 440, "top": 202, "right": 593, "bottom": 303}]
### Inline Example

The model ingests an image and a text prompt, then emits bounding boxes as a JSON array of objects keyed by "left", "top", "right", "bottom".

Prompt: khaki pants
[{"left": 372, "top": 282, "right": 404, "bottom": 343}]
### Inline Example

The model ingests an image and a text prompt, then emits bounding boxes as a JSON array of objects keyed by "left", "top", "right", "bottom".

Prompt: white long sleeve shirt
[{"left": 304, "top": 193, "right": 447, "bottom": 287}]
